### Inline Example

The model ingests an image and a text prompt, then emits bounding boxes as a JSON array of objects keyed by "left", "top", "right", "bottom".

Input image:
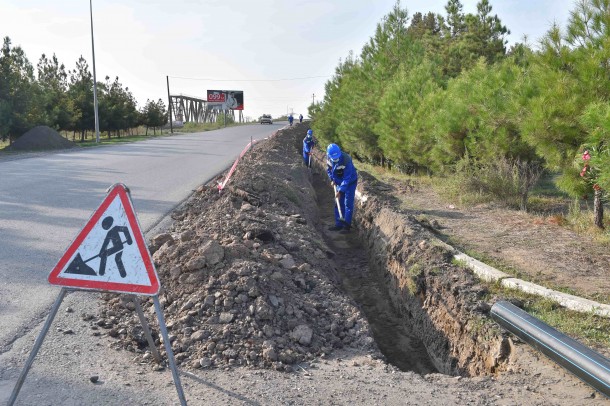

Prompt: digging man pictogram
[{"left": 98, "top": 216, "right": 133, "bottom": 278}]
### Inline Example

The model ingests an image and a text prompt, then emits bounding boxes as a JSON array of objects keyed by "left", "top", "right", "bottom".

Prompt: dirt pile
[
  {"left": 98, "top": 126, "right": 380, "bottom": 371},
  {"left": 7, "top": 126, "right": 76, "bottom": 151}
]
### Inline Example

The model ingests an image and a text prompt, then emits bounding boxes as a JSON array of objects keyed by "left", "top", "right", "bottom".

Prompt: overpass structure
[{"left": 169, "top": 94, "right": 244, "bottom": 124}]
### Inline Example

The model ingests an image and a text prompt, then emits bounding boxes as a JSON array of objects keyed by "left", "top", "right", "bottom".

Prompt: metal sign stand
[
  {"left": 154, "top": 295, "right": 187, "bottom": 405},
  {"left": 132, "top": 295, "right": 162, "bottom": 363},
  {"left": 10, "top": 183, "right": 187, "bottom": 404},
  {"left": 8, "top": 290, "right": 187, "bottom": 405},
  {"left": 8, "top": 288, "right": 68, "bottom": 406}
]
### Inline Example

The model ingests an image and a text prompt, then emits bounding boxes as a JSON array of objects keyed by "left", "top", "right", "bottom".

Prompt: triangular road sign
[{"left": 48, "top": 184, "right": 160, "bottom": 295}]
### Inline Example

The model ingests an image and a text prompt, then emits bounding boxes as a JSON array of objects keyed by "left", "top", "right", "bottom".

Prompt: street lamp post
[{"left": 90, "top": 0, "right": 100, "bottom": 143}]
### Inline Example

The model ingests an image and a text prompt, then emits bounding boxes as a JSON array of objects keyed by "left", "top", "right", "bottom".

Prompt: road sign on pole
[{"left": 48, "top": 183, "right": 160, "bottom": 295}]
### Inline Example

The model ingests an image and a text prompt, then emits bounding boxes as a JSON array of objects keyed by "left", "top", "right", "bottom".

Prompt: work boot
[{"left": 328, "top": 225, "right": 343, "bottom": 231}]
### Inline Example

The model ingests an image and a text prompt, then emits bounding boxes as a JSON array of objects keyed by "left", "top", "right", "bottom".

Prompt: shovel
[
  {"left": 333, "top": 184, "right": 345, "bottom": 221},
  {"left": 65, "top": 238, "right": 131, "bottom": 276},
  {"left": 308, "top": 146, "right": 313, "bottom": 168},
  {"left": 64, "top": 252, "right": 100, "bottom": 276}
]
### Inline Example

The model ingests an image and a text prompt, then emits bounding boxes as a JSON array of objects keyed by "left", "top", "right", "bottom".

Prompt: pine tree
[
  {"left": 0, "top": 37, "right": 41, "bottom": 141},
  {"left": 68, "top": 56, "right": 94, "bottom": 141},
  {"left": 37, "top": 53, "right": 75, "bottom": 131}
]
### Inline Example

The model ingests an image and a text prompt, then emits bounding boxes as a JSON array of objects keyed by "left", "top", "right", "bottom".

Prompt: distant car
[{"left": 260, "top": 114, "right": 273, "bottom": 124}]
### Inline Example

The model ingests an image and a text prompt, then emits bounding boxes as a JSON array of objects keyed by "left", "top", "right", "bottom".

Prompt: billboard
[{"left": 207, "top": 90, "right": 244, "bottom": 110}]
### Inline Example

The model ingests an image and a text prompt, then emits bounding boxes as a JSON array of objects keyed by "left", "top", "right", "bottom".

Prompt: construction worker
[
  {"left": 98, "top": 216, "right": 133, "bottom": 278},
  {"left": 326, "top": 143, "right": 358, "bottom": 233},
  {"left": 288, "top": 114, "right": 294, "bottom": 126},
  {"left": 303, "top": 129, "right": 316, "bottom": 167},
  {"left": 299, "top": 114, "right": 303, "bottom": 123}
]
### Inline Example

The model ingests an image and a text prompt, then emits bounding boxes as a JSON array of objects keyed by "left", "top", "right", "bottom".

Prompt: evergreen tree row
[
  {"left": 310, "top": 0, "right": 610, "bottom": 223},
  {"left": 0, "top": 37, "right": 166, "bottom": 142}
]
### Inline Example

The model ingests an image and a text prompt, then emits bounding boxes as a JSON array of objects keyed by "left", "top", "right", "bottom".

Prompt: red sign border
[{"left": 48, "top": 184, "right": 160, "bottom": 295}]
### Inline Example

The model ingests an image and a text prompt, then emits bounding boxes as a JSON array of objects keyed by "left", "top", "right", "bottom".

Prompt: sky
[{"left": 2, "top": 0, "right": 576, "bottom": 122}]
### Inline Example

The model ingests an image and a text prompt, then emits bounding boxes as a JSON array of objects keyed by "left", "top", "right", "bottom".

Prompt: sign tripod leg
[
  {"left": 153, "top": 295, "right": 187, "bottom": 405},
  {"left": 8, "top": 288, "right": 68, "bottom": 406},
  {"left": 132, "top": 295, "right": 162, "bottom": 363}
]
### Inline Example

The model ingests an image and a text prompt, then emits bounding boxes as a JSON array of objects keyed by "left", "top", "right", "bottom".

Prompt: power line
[{"left": 168, "top": 75, "right": 331, "bottom": 82}]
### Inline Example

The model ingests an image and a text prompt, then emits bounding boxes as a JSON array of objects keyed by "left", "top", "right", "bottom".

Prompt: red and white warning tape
[
  {"left": 217, "top": 139, "right": 258, "bottom": 191},
  {"left": 217, "top": 126, "right": 287, "bottom": 191}
]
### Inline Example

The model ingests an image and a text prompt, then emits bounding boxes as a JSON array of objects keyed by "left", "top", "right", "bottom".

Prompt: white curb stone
[{"left": 354, "top": 189, "right": 610, "bottom": 317}]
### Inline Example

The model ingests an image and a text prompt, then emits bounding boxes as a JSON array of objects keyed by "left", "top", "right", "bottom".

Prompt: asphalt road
[{"left": 0, "top": 123, "right": 282, "bottom": 353}]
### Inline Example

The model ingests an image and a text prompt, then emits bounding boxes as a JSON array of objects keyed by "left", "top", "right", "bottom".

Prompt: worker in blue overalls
[
  {"left": 303, "top": 129, "right": 316, "bottom": 167},
  {"left": 326, "top": 143, "right": 358, "bottom": 233}
]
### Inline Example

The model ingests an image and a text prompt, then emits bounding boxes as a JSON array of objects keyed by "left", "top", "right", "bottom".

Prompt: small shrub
[
  {"left": 437, "top": 156, "right": 542, "bottom": 210},
  {"left": 562, "top": 199, "right": 610, "bottom": 242},
  {"left": 182, "top": 122, "right": 224, "bottom": 132}
]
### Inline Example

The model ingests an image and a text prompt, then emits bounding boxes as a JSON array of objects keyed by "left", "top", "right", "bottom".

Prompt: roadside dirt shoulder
[{"left": 373, "top": 180, "right": 610, "bottom": 303}]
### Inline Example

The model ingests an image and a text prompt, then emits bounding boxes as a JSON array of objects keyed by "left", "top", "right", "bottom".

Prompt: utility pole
[
  {"left": 166, "top": 76, "right": 173, "bottom": 134},
  {"left": 312, "top": 93, "right": 315, "bottom": 105},
  {"left": 89, "top": 0, "right": 100, "bottom": 143}
]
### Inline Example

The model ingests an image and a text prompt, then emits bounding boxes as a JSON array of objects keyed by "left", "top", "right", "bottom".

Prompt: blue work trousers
[
  {"left": 334, "top": 182, "right": 357, "bottom": 227},
  {"left": 303, "top": 151, "right": 312, "bottom": 166}
]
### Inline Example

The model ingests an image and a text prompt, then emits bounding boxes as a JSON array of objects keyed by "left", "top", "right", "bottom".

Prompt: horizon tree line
[{"left": 0, "top": 36, "right": 166, "bottom": 143}]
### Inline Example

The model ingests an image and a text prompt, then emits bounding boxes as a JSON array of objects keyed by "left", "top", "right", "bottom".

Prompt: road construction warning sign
[{"left": 48, "top": 184, "right": 160, "bottom": 295}]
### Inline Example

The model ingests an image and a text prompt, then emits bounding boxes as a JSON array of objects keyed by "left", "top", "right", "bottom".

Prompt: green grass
[
  {"left": 432, "top": 175, "right": 494, "bottom": 206},
  {"left": 0, "top": 121, "right": 253, "bottom": 152},
  {"left": 357, "top": 161, "right": 432, "bottom": 185},
  {"left": 531, "top": 171, "right": 571, "bottom": 199},
  {"left": 449, "top": 240, "right": 526, "bottom": 280},
  {"left": 453, "top": 239, "right": 610, "bottom": 304},
  {"left": 0, "top": 129, "right": 171, "bottom": 151},
  {"left": 403, "top": 263, "right": 424, "bottom": 294},
  {"left": 355, "top": 162, "right": 433, "bottom": 213},
  {"left": 179, "top": 121, "right": 244, "bottom": 133},
  {"left": 484, "top": 284, "right": 610, "bottom": 350},
  {"left": 76, "top": 131, "right": 171, "bottom": 147}
]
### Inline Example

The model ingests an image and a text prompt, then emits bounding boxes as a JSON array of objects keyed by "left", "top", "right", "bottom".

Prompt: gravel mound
[
  {"left": 98, "top": 125, "right": 380, "bottom": 372},
  {"left": 8, "top": 126, "right": 76, "bottom": 151}
]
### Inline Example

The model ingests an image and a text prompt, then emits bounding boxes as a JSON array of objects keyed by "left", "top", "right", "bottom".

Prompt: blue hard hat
[
  {"left": 307, "top": 129, "right": 313, "bottom": 136},
  {"left": 327, "top": 143, "right": 341, "bottom": 162}
]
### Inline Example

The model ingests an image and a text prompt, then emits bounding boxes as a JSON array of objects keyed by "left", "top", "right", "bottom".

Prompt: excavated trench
[
  {"left": 312, "top": 172, "right": 438, "bottom": 374},
  {"left": 303, "top": 142, "right": 512, "bottom": 378}
]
